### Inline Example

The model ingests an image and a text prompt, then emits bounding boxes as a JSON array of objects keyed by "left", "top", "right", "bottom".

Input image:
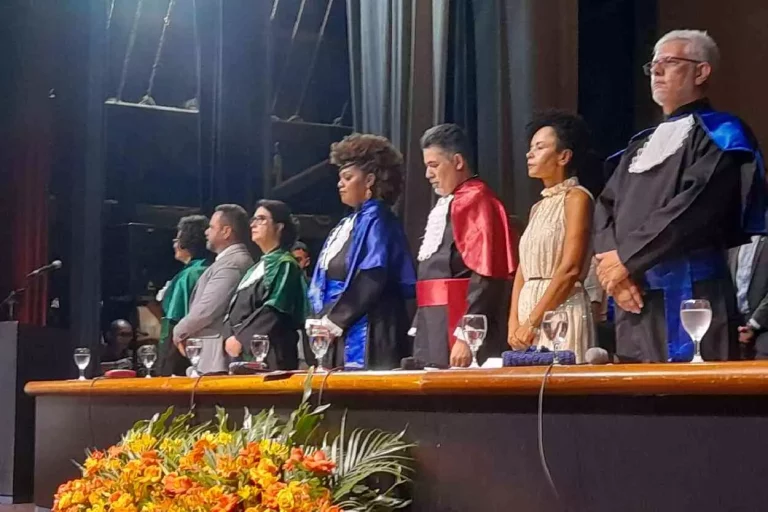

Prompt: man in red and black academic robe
[{"left": 412, "top": 124, "right": 518, "bottom": 367}]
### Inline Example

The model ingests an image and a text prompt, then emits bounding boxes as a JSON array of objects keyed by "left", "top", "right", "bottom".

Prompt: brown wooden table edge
[{"left": 23, "top": 362, "right": 768, "bottom": 397}]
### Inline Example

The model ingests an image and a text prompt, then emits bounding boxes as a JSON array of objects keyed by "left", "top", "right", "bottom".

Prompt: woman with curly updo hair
[{"left": 308, "top": 133, "right": 416, "bottom": 370}]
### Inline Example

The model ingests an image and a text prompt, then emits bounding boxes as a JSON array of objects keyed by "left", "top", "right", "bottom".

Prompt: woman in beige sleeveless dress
[{"left": 508, "top": 111, "right": 596, "bottom": 362}]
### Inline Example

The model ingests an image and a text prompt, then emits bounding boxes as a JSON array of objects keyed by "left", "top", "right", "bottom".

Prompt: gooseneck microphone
[{"left": 26, "top": 260, "right": 63, "bottom": 278}]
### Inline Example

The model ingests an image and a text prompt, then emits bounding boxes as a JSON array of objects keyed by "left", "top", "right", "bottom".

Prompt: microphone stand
[{"left": 1, "top": 287, "right": 26, "bottom": 321}]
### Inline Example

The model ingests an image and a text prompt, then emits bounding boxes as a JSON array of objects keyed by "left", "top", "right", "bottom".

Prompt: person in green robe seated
[
  {"left": 223, "top": 200, "right": 309, "bottom": 370},
  {"left": 157, "top": 215, "right": 211, "bottom": 376}
]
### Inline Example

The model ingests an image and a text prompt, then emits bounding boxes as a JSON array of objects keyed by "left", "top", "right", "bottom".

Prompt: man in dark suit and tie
[{"left": 729, "top": 235, "right": 768, "bottom": 359}]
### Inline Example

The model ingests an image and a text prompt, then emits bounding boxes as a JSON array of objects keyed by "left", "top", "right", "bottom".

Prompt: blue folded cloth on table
[{"left": 502, "top": 347, "right": 576, "bottom": 366}]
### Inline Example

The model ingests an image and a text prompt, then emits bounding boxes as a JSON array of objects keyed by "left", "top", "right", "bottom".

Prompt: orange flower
[
  {"left": 210, "top": 492, "right": 239, "bottom": 512},
  {"left": 318, "top": 501, "right": 343, "bottom": 512},
  {"left": 261, "top": 482, "right": 286, "bottom": 509},
  {"left": 303, "top": 450, "right": 335, "bottom": 475},
  {"left": 164, "top": 473, "right": 194, "bottom": 495},
  {"left": 108, "top": 445, "right": 124, "bottom": 458},
  {"left": 283, "top": 447, "right": 305, "bottom": 471},
  {"left": 141, "top": 450, "right": 160, "bottom": 463},
  {"left": 236, "top": 442, "right": 262, "bottom": 468}
]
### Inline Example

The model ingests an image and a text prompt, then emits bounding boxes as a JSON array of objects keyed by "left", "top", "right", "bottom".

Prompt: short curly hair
[
  {"left": 527, "top": 109, "right": 592, "bottom": 177},
  {"left": 176, "top": 214, "right": 209, "bottom": 259},
  {"left": 329, "top": 133, "right": 403, "bottom": 206}
]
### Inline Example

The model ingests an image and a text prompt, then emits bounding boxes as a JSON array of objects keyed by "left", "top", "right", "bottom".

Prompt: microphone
[
  {"left": 26, "top": 260, "right": 62, "bottom": 278},
  {"left": 585, "top": 347, "right": 614, "bottom": 364},
  {"left": 584, "top": 347, "right": 643, "bottom": 364}
]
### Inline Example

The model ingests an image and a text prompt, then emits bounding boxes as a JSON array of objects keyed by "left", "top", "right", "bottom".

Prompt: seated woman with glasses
[
  {"left": 223, "top": 200, "right": 309, "bottom": 370},
  {"left": 308, "top": 134, "right": 416, "bottom": 370},
  {"left": 507, "top": 110, "right": 597, "bottom": 362},
  {"left": 157, "top": 215, "right": 211, "bottom": 376}
]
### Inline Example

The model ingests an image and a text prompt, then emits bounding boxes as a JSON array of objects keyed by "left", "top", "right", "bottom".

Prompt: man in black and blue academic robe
[{"left": 594, "top": 30, "right": 767, "bottom": 362}]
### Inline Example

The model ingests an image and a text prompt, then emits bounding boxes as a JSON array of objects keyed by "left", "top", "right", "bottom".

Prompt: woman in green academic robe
[
  {"left": 223, "top": 200, "right": 309, "bottom": 370},
  {"left": 158, "top": 215, "right": 211, "bottom": 376}
]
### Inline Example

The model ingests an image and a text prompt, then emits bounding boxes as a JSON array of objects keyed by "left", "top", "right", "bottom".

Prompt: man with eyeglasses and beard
[{"left": 594, "top": 30, "right": 767, "bottom": 363}]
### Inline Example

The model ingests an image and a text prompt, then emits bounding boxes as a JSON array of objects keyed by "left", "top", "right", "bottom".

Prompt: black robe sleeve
[
  {"left": 617, "top": 146, "right": 747, "bottom": 274},
  {"left": 593, "top": 160, "right": 621, "bottom": 254},
  {"left": 326, "top": 268, "right": 387, "bottom": 330}
]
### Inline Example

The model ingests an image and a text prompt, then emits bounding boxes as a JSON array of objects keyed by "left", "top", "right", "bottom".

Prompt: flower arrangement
[{"left": 53, "top": 373, "right": 414, "bottom": 511}]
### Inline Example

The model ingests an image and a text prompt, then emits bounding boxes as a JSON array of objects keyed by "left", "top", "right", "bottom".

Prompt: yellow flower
[
  {"left": 215, "top": 432, "right": 233, "bottom": 445},
  {"left": 123, "top": 432, "right": 157, "bottom": 454},
  {"left": 237, "top": 484, "right": 260, "bottom": 502},
  {"left": 138, "top": 464, "right": 163, "bottom": 485},
  {"left": 259, "top": 439, "right": 289, "bottom": 461},
  {"left": 159, "top": 437, "right": 184, "bottom": 454},
  {"left": 277, "top": 485, "right": 296, "bottom": 510}
]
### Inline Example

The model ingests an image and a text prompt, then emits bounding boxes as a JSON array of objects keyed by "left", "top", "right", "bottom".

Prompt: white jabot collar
[
  {"left": 629, "top": 115, "right": 694, "bottom": 174},
  {"left": 417, "top": 195, "right": 453, "bottom": 262},
  {"left": 318, "top": 214, "right": 357, "bottom": 270}
]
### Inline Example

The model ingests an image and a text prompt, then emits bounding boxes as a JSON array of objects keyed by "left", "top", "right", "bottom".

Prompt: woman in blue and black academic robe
[{"left": 308, "top": 134, "right": 417, "bottom": 370}]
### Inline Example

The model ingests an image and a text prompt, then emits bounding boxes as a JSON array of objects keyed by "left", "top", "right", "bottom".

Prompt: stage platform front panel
[{"left": 26, "top": 364, "right": 768, "bottom": 511}]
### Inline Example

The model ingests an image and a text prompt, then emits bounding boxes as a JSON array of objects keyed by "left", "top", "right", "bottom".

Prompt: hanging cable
[
  {"left": 142, "top": 0, "right": 177, "bottom": 106},
  {"left": 116, "top": 0, "right": 145, "bottom": 101},
  {"left": 106, "top": 0, "right": 117, "bottom": 32},
  {"left": 538, "top": 364, "right": 565, "bottom": 509},
  {"left": 271, "top": 0, "right": 308, "bottom": 113},
  {"left": 270, "top": 0, "right": 281, "bottom": 22}
]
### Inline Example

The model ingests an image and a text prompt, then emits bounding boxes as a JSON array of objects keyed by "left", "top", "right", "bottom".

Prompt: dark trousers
[
  {"left": 738, "top": 313, "right": 768, "bottom": 360},
  {"left": 158, "top": 340, "right": 190, "bottom": 376},
  {"left": 615, "top": 276, "right": 739, "bottom": 362}
]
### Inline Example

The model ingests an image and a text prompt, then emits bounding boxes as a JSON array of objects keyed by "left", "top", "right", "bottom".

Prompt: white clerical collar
[
  {"left": 629, "top": 115, "right": 694, "bottom": 174},
  {"left": 216, "top": 243, "right": 244, "bottom": 261}
]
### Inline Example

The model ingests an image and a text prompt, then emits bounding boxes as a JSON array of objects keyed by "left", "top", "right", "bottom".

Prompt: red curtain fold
[{"left": 1, "top": 2, "right": 52, "bottom": 326}]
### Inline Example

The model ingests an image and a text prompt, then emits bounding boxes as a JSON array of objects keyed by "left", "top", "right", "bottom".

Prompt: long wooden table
[{"left": 26, "top": 364, "right": 768, "bottom": 511}]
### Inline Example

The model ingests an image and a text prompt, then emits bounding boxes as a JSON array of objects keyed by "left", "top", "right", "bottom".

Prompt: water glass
[
  {"left": 138, "top": 345, "right": 157, "bottom": 378},
  {"left": 74, "top": 347, "right": 91, "bottom": 381},
  {"left": 250, "top": 334, "right": 270, "bottom": 367},
  {"left": 680, "top": 299, "right": 712, "bottom": 363},
  {"left": 541, "top": 310, "right": 569, "bottom": 365},
  {"left": 307, "top": 322, "right": 332, "bottom": 372},
  {"left": 459, "top": 314, "right": 487, "bottom": 368},
  {"left": 185, "top": 338, "right": 205, "bottom": 376}
]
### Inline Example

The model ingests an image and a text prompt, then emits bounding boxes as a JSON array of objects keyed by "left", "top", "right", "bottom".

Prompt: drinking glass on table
[
  {"left": 250, "top": 334, "right": 270, "bottom": 367},
  {"left": 307, "top": 322, "right": 332, "bottom": 372},
  {"left": 73, "top": 347, "right": 91, "bottom": 381},
  {"left": 138, "top": 345, "right": 157, "bottom": 378},
  {"left": 185, "top": 338, "right": 204, "bottom": 376},
  {"left": 459, "top": 314, "right": 487, "bottom": 368},
  {"left": 680, "top": 299, "right": 712, "bottom": 363},
  {"left": 541, "top": 309, "right": 569, "bottom": 365}
]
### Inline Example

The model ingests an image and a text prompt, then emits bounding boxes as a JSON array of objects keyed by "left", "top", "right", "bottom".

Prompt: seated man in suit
[
  {"left": 100, "top": 319, "right": 135, "bottom": 372},
  {"left": 172, "top": 204, "right": 254, "bottom": 373},
  {"left": 730, "top": 235, "right": 768, "bottom": 359}
]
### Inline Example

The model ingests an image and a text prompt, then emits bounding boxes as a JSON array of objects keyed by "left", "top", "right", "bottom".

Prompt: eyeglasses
[
  {"left": 642, "top": 56, "right": 703, "bottom": 76},
  {"left": 251, "top": 215, "right": 272, "bottom": 226}
]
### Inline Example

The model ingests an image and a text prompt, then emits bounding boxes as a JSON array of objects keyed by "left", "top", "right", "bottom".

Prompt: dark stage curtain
[
  {"left": 345, "top": 0, "right": 449, "bottom": 251},
  {"left": 0, "top": 0, "right": 55, "bottom": 326}
]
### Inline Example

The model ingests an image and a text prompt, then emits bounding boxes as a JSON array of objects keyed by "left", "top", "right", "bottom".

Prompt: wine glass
[
  {"left": 73, "top": 347, "right": 91, "bottom": 381},
  {"left": 185, "top": 338, "right": 204, "bottom": 376},
  {"left": 680, "top": 299, "right": 712, "bottom": 363},
  {"left": 250, "top": 334, "right": 270, "bottom": 368},
  {"left": 307, "top": 322, "right": 332, "bottom": 372},
  {"left": 541, "top": 310, "right": 569, "bottom": 365},
  {"left": 459, "top": 314, "right": 487, "bottom": 368},
  {"left": 138, "top": 345, "right": 157, "bottom": 378}
]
